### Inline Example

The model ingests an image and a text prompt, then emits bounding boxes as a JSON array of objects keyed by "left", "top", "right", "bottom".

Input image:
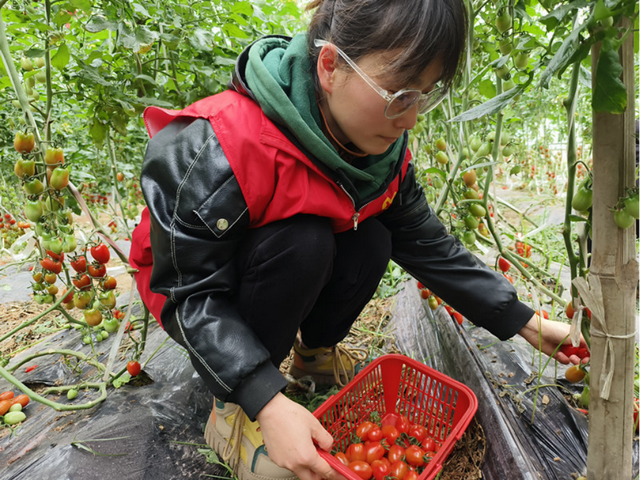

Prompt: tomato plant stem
[
  {"left": 7, "top": 349, "right": 105, "bottom": 374},
  {"left": 0, "top": 363, "right": 107, "bottom": 410}
]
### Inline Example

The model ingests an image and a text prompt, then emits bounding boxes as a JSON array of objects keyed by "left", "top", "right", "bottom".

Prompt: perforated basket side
[{"left": 313, "top": 354, "right": 478, "bottom": 480}]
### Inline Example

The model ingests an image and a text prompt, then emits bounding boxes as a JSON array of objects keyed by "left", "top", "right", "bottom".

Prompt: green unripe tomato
[
  {"left": 464, "top": 215, "right": 480, "bottom": 229},
  {"left": 3, "top": 411, "right": 26, "bottom": 425},
  {"left": 67, "top": 389, "right": 78, "bottom": 400},
  {"left": 9, "top": 403, "right": 23, "bottom": 413},
  {"left": 614, "top": 209, "right": 634, "bottom": 229},
  {"left": 623, "top": 195, "right": 639, "bottom": 219},
  {"left": 435, "top": 151, "right": 449, "bottom": 165},
  {"left": 469, "top": 203, "right": 487, "bottom": 217},
  {"left": 572, "top": 187, "right": 593, "bottom": 212}
]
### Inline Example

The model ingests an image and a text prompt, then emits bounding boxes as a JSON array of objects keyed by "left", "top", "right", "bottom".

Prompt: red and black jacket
[{"left": 130, "top": 39, "right": 534, "bottom": 420}]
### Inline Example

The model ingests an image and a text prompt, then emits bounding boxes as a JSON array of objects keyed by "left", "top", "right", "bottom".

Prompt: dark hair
[{"left": 306, "top": 0, "right": 467, "bottom": 91}]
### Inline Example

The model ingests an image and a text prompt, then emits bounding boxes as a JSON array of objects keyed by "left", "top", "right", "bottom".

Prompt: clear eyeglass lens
[
  {"left": 385, "top": 86, "right": 446, "bottom": 119},
  {"left": 386, "top": 91, "right": 421, "bottom": 118},
  {"left": 417, "top": 87, "right": 446, "bottom": 113}
]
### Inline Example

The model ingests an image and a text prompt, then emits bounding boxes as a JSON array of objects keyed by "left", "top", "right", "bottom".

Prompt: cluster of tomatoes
[
  {"left": 0, "top": 390, "right": 30, "bottom": 427},
  {"left": 416, "top": 282, "right": 463, "bottom": 325},
  {"left": 332, "top": 412, "right": 441, "bottom": 480}
]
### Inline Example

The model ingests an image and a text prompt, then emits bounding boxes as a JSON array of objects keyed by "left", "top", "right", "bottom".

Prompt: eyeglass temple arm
[{"left": 313, "top": 39, "right": 393, "bottom": 102}]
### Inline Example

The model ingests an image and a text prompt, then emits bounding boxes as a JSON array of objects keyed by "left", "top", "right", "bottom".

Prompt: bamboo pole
[{"left": 586, "top": 16, "right": 637, "bottom": 480}]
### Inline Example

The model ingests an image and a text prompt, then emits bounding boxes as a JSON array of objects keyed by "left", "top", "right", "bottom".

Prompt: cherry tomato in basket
[
  {"left": 381, "top": 412, "right": 410, "bottom": 434},
  {"left": 381, "top": 424, "right": 400, "bottom": 444},
  {"left": 346, "top": 443, "right": 366, "bottom": 463},
  {"left": 334, "top": 452, "right": 349, "bottom": 466},
  {"left": 348, "top": 461, "right": 372, "bottom": 480},
  {"left": 370, "top": 459, "right": 390, "bottom": 480},
  {"left": 387, "top": 444, "right": 405, "bottom": 464},
  {"left": 404, "top": 471, "right": 419, "bottom": 480},
  {"left": 356, "top": 421, "right": 376, "bottom": 441},
  {"left": 367, "top": 425, "right": 383, "bottom": 442},
  {"left": 408, "top": 424, "right": 428, "bottom": 442},
  {"left": 365, "top": 441, "right": 386, "bottom": 464},
  {"left": 389, "top": 460, "right": 409, "bottom": 480},
  {"left": 422, "top": 436, "right": 436, "bottom": 453},
  {"left": 404, "top": 445, "right": 426, "bottom": 467}
]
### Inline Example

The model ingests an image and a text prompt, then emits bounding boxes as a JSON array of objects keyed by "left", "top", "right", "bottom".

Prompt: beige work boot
[
  {"left": 288, "top": 339, "right": 367, "bottom": 387},
  {"left": 204, "top": 398, "right": 296, "bottom": 480}
]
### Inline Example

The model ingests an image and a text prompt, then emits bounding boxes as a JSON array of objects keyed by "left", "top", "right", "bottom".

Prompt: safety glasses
[{"left": 315, "top": 39, "right": 447, "bottom": 119}]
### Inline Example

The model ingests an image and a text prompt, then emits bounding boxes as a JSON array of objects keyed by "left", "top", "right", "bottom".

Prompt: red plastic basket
[{"left": 313, "top": 354, "right": 478, "bottom": 480}]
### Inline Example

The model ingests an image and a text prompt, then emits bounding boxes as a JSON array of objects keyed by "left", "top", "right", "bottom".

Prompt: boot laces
[
  {"left": 221, "top": 405, "right": 245, "bottom": 470},
  {"left": 333, "top": 344, "right": 368, "bottom": 387}
]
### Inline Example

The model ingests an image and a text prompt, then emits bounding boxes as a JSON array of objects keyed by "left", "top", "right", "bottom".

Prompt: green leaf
[
  {"left": 132, "top": 2, "right": 150, "bottom": 17},
  {"left": 25, "top": 48, "right": 46, "bottom": 58},
  {"left": 592, "top": 39, "right": 627, "bottom": 114},
  {"left": 569, "top": 214, "right": 589, "bottom": 222},
  {"left": 84, "top": 16, "right": 118, "bottom": 33},
  {"left": 136, "top": 97, "right": 174, "bottom": 107},
  {"left": 53, "top": 11, "right": 72, "bottom": 27},
  {"left": 423, "top": 167, "right": 447, "bottom": 179},
  {"left": 189, "top": 29, "right": 215, "bottom": 51},
  {"left": 231, "top": 1, "right": 254, "bottom": 16},
  {"left": 51, "top": 43, "right": 70, "bottom": 70},
  {"left": 539, "top": 21, "right": 588, "bottom": 88},
  {"left": 450, "top": 86, "right": 523, "bottom": 122},
  {"left": 134, "top": 74, "right": 157, "bottom": 85},
  {"left": 70, "top": 0, "right": 93, "bottom": 14},
  {"left": 539, "top": 0, "right": 588, "bottom": 30},
  {"left": 223, "top": 22, "right": 249, "bottom": 39},
  {"left": 113, "top": 372, "right": 131, "bottom": 389}
]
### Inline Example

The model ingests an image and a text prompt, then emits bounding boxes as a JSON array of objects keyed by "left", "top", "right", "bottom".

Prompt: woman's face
[{"left": 319, "top": 47, "right": 444, "bottom": 156}]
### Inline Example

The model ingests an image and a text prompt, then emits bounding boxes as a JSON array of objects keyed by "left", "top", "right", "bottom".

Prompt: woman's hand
[
  {"left": 517, "top": 314, "right": 590, "bottom": 365},
  {"left": 256, "top": 392, "right": 347, "bottom": 480}
]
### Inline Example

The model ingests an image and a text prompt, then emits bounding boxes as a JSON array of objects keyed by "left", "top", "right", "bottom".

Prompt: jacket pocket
[{"left": 194, "top": 174, "right": 249, "bottom": 238}]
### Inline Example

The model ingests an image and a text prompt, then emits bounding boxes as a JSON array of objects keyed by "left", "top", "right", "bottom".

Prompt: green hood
[{"left": 243, "top": 34, "right": 404, "bottom": 203}]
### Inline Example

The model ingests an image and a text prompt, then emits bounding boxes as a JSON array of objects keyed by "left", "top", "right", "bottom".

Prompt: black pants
[{"left": 233, "top": 215, "right": 392, "bottom": 368}]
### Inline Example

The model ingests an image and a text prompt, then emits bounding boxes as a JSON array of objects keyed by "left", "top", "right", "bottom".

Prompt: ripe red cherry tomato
[
  {"left": 387, "top": 445, "right": 405, "bottom": 464},
  {"left": 422, "top": 436, "right": 436, "bottom": 452},
  {"left": 389, "top": 461, "right": 408, "bottom": 480},
  {"left": 381, "top": 424, "right": 400, "bottom": 444},
  {"left": 334, "top": 452, "right": 349, "bottom": 466},
  {"left": 348, "top": 461, "right": 372, "bottom": 480},
  {"left": 367, "top": 425, "right": 383, "bottom": 442},
  {"left": 127, "top": 360, "right": 141, "bottom": 377},
  {"left": 404, "top": 445, "right": 425, "bottom": 467},
  {"left": 365, "top": 441, "right": 386, "bottom": 464},
  {"left": 355, "top": 421, "right": 375, "bottom": 441},
  {"left": 90, "top": 243, "right": 110, "bottom": 264},
  {"left": 370, "top": 460, "right": 390, "bottom": 480},
  {"left": 346, "top": 443, "right": 366, "bottom": 463}
]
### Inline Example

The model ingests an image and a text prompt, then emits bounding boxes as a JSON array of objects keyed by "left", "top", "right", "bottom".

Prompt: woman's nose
[{"left": 394, "top": 105, "right": 419, "bottom": 131}]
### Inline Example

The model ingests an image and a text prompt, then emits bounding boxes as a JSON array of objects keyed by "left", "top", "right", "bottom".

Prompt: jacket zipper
[{"left": 337, "top": 182, "right": 374, "bottom": 231}]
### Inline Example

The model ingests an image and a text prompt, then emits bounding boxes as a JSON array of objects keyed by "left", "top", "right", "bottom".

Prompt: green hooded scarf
[{"left": 244, "top": 34, "right": 404, "bottom": 203}]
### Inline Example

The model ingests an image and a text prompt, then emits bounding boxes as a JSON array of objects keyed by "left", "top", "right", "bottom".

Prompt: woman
[{"left": 130, "top": 1, "right": 588, "bottom": 479}]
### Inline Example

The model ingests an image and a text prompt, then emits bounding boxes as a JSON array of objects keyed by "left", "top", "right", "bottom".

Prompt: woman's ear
[{"left": 317, "top": 45, "right": 338, "bottom": 94}]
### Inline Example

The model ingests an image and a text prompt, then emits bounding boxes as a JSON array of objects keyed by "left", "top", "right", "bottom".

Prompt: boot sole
[{"left": 204, "top": 415, "right": 297, "bottom": 480}]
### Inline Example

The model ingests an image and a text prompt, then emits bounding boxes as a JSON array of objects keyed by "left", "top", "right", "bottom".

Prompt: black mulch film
[
  {"left": 391, "top": 280, "right": 639, "bottom": 480},
  {"left": 0, "top": 305, "right": 220, "bottom": 480},
  {"left": 1, "top": 281, "right": 638, "bottom": 479}
]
